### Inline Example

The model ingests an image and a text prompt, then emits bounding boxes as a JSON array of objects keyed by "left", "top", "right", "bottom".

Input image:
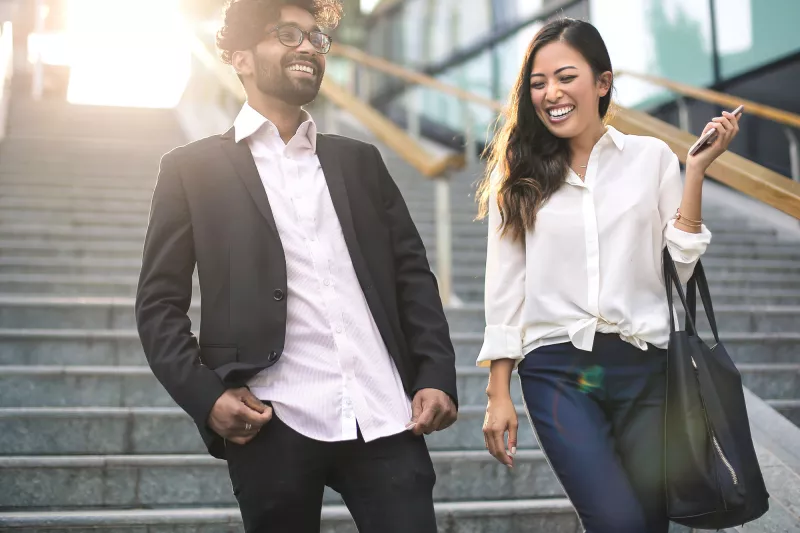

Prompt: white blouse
[{"left": 477, "top": 126, "right": 712, "bottom": 367}]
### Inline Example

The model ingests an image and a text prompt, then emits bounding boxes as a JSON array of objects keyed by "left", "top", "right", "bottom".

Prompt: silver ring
[{"left": 245, "top": 423, "right": 252, "bottom": 431}]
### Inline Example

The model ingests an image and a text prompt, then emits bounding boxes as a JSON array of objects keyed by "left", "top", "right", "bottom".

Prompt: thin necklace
[{"left": 574, "top": 164, "right": 588, "bottom": 179}]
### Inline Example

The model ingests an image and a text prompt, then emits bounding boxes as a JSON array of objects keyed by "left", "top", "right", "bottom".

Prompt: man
[{"left": 134, "top": 0, "right": 458, "bottom": 532}]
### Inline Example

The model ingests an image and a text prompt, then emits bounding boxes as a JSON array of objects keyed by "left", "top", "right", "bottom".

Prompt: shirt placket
[
  {"left": 583, "top": 150, "right": 601, "bottom": 320},
  {"left": 288, "top": 153, "right": 359, "bottom": 440}
]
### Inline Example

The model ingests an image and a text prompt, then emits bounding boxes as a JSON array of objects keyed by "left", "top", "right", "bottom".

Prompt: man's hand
[
  {"left": 408, "top": 388, "right": 457, "bottom": 436},
  {"left": 207, "top": 388, "right": 273, "bottom": 445}
]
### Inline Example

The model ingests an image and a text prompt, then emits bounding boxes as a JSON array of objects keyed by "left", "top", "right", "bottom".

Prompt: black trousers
[
  {"left": 225, "top": 415, "right": 438, "bottom": 533},
  {"left": 518, "top": 334, "right": 669, "bottom": 533}
]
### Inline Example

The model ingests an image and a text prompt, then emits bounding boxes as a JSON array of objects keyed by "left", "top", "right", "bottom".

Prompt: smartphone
[{"left": 688, "top": 104, "right": 744, "bottom": 156}]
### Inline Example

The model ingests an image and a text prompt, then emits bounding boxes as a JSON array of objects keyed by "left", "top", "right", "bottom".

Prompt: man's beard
[{"left": 253, "top": 52, "right": 323, "bottom": 106}]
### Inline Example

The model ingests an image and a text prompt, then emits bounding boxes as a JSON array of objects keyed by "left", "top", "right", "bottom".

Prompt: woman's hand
[
  {"left": 483, "top": 393, "right": 518, "bottom": 467},
  {"left": 686, "top": 110, "right": 741, "bottom": 173}
]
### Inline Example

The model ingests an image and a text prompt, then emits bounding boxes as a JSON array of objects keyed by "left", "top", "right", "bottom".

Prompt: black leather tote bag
[{"left": 663, "top": 249, "right": 769, "bottom": 529}]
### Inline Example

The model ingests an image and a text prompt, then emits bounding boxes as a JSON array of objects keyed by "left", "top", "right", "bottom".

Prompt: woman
[{"left": 477, "top": 18, "right": 739, "bottom": 533}]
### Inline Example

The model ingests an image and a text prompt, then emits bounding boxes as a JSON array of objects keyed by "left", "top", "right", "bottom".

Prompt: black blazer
[{"left": 135, "top": 129, "right": 458, "bottom": 459}]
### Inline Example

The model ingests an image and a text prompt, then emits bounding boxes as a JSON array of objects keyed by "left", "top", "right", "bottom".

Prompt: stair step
[
  {"left": 0, "top": 184, "right": 154, "bottom": 201},
  {"left": 0, "top": 295, "right": 199, "bottom": 329},
  {"left": 0, "top": 210, "right": 149, "bottom": 227},
  {"left": 0, "top": 328, "right": 797, "bottom": 368},
  {"left": 767, "top": 399, "right": 800, "bottom": 426},
  {"left": 0, "top": 405, "right": 536, "bottom": 455},
  {"left": 0, "top": 450, "right": 561, "bottom": 509},
  {"left": 0, "top": 499, "right": 579, "bottom": 533},
  {"left": 0, "top": 274, "right": 200, "bottom": 297},
  {"left": 450, "top": 332, "right": 800, "bottom": 365},
  {"left": 454, "top": 285, "right": 800, "bottom": 305},
  {"left": 2, "top": 363, "right": 798, "bottom": 409}
]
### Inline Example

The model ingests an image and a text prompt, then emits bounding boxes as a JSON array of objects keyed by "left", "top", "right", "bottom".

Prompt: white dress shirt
[
  {"left": 477, "top": 126, "right": 712, "bottom": 366},
  {"left": 234, "top": 103, "right": 412, "bottom": 442}
]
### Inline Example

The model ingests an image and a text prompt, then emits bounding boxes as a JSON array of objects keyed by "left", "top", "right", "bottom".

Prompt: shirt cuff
[
  {"left": 476, "top": 325, "right": 524, "bottom": 368},
  {"left": 665, "top": 220, "right": 712, "bottom": 263}
]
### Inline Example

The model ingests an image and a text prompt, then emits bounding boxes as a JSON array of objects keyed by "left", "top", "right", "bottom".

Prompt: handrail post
[
  {"left": 325, "top": 97, "right": 338, "bottom": 135},
  {"left": 462, "top": 102, "right": 477, "bottom": 168},
  {"left": 406, "top": 87, "right": 420, "bottom": 140},
  {"left": 357, "top": 64, "right": 371, "bottom": 102},
  {"left": 435, "top": 175, "right": 452, "bottom": 307},
  {"left": 785, "top": 127, "right": 800, "bottom": 182},
  {"left": 676, "top": 97, "right": 690, "bottom": 132},
  {"left": 31, "top": 0, "right": 45, "bottom": 100}
]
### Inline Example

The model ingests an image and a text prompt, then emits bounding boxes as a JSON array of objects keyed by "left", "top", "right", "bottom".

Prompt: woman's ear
[
  {"left": 231, "top": 50, "right": 253, "bottom": 77},
  {"left": 597, "top": 71, "right": 613, "bottom": 98}
]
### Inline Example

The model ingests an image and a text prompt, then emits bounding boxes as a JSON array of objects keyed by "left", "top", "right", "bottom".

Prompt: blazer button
[
  {"left": 268, "top": 350, "right": 279, "bottom": 362},
  {"left": 273, "top": 289, "right": 285, "bottom": 301}
]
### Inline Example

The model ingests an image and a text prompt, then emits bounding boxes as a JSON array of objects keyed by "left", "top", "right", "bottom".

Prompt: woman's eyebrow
[{"left": 531, "top": 65, "right": 578, "bottom": 78}]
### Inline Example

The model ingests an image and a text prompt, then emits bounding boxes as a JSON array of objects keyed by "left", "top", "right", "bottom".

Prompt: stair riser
[
  {"left": 0, "top": 306, "right": 200, "bottom": 330},
  {"left": 0, "top": 454, "right": 561, "bottom": 509},
  {"left": 0, "top": 187, "right": 154, "bottom": 202},
  {"left": 775, "top": 405, "right": 800, "bottom": 426},
  {"left": 0, "top": 409, "right": 538, "bottom": 455},
  {"left": 445, "top": 309, "right": 800, "bottom": 336},
  {"left": 1, "top": 334, "right": 797, "bottom": 368},
  {"left": 455, "top": 287, "right": 800, "bottom": 305},
  {"left": 0, "top": 508, "right": 582, "bottom": 533},
  {"left": 0, "top": 264, "right": 142, "bottom": 276},
  {"left": 0, "top": 199, "right": 151, "bottom": 214},
  {"left": 4, "top": 367, "right": 797, "bottom": 409},
  {"left": 0, "top": 212, "right": 149, "bottom": 226},
  {"left": 452, "top": 338, "right": 800, "bottom": 365}
]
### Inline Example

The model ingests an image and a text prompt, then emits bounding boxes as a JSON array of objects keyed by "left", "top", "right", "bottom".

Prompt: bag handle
[
  {"left": 662, "top": 248, "right": 698, "bottom": 336},
  {"left": 686, "top": 261, "right": 721, "bottom": 344}
]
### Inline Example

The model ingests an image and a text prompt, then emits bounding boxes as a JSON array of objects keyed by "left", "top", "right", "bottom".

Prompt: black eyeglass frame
[{"left": 265, "top": 24, "right": 332, "bottom": 54}]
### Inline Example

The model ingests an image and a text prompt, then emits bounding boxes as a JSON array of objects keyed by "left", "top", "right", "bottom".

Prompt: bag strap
[
  {"left": 687, "top": 261, "right": 721, "bottom": 344},
  {"left": 662, "top": 248, "right": 698, "bottom": 336}
]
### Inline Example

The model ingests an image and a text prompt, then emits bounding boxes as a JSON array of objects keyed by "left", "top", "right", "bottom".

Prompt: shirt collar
[
  {"left": 233, "top": 102, "right": 318, "bottom": 152},
  {"left": 604, "top": 125, "right": 625, "bottom": 151}
]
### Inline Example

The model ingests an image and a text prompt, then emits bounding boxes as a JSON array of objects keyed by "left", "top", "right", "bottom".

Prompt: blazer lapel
[
  {"left": 316, "top": 135, "right": 362, "bottom": 257},
  {"left": 220, "top": 128, "right": 280, "bottom": 238}
]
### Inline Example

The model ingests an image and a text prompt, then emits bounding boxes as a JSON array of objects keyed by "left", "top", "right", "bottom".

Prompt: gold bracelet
[{"left": 676, "top": 209, "right": 703, "bottom": 225}]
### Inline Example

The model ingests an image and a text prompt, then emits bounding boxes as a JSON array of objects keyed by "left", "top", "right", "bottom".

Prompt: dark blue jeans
[{"left": 518, "top": 334, "right": 669, "bottom": 533}]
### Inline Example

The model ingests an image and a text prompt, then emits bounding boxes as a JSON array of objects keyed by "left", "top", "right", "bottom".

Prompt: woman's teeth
[{"left": 548, "top": 106, "right": 575, "bottom": 120}]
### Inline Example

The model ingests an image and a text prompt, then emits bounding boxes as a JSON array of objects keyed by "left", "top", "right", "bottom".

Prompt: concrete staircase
[{"left": 0, "top": 82, "right": 799, "bottom": 532}]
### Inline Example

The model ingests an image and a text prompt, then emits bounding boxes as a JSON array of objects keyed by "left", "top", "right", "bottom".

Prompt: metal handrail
[
  {"left": 330, "top": 45, "right": 800, "bottom": 219},
  {"left": 0, "top": 21, "right": 14, "bottom": 143},
  {"left": 617, "top": 69, "right": 800, "bottom": 181}
]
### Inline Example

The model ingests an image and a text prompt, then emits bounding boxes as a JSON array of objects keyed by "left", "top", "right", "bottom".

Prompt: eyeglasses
[{"left": 266, "top": 25, "right": 332, "bottom": 54}]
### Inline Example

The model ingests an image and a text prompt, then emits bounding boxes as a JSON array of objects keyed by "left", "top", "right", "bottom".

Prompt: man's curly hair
[{"left": 216, "top": 0, "right": 344, "bottom": 65}]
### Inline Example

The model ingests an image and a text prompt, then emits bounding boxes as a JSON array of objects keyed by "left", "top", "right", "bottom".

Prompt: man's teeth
[
  {"left": 288, "top": 64, "right": 315, "bottom": 74},
  {"left": 548, "top": 106, "right": 575, "bottom": 118}
]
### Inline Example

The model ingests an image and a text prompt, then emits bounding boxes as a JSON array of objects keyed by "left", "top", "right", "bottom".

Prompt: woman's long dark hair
[{"left": 477, "top": 18, "right": 614, "bottom": 240}]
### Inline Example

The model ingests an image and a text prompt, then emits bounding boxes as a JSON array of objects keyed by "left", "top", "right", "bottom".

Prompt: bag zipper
[
  {"left": 712, "top": 433, "right": 739, "bottom": 486},
  {"left": 691, "top": 357, "right": 739, "bottom": 487}
]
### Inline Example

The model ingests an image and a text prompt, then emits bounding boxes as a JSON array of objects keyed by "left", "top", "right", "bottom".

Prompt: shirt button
[
  {"left": 267, "top": 351, "right": 279, "bottom": 362},
  {"left": 323, "top": 279, "right": 331, "bottom": 286},
  {"left": 273, "top": 289, "right": 285, "bottom": 301}
]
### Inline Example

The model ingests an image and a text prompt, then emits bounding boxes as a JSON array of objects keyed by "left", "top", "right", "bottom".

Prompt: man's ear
[
  {"left": 232, "top": 50, "right": 254, "bottom": 77},
  {"left": 597, "top": 71, "right": 612, "bottom": 98}
]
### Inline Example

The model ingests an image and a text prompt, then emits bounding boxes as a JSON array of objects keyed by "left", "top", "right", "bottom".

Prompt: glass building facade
[{"left": 361, "top": 0, "right": 800, "bottom": 169}]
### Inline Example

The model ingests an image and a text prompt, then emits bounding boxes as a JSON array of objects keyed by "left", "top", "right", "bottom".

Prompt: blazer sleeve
[
  {"left": 369, "top": 145, "right": 458, "bottom": 406},
  {"left": 135, "top": 152, "right": 227, "bottom": 433}
]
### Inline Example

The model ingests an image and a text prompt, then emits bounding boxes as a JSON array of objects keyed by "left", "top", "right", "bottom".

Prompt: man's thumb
[{"left": 411, "top": 394, "right": 423, "bottom": 422}]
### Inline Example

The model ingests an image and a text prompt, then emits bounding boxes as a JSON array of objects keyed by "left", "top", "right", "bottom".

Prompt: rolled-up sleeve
[
  {"left": 476, "top": 188, "right": 527, "bottom": 367},
  {"left": 658, "top": 149, "right": 712, "bottom": 285}
]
